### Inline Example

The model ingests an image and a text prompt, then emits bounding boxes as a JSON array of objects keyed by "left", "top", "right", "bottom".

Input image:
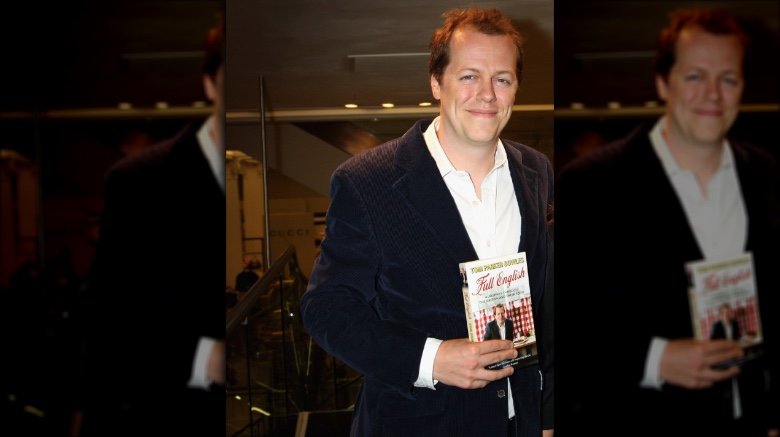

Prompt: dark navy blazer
[
  {"left": 302, "top": 119, "right": 553, "bottom": 436},
  {"left": 556, "top": 123, "right": 779, "bottom": 434},
  {"left": 81, "top": 123, "right": 225, "bottom": 435}
]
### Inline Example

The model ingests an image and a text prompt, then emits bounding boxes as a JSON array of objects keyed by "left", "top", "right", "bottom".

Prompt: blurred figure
[
  {"left": 234, "top": 258, "right": 260, "bottom": 293},
  {"left": 711, "top": 303, "right": 741, "bottom": 341},
  {"left": 570, "top": 129, "right": 605, "bottom": 159},
  {"left": 78, "top": 17, "right": 225, "bottom": 436},
  {"left": 557, "top": 7, "right": 778, "bottom": 436},
  {"left": 118, "top": 129, "right": 155, "bottom": 157}
]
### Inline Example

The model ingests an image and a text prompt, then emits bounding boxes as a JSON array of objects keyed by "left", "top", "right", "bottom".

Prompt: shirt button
[{"left": 497, "top": 389, "right": 506, "bottom": 398}]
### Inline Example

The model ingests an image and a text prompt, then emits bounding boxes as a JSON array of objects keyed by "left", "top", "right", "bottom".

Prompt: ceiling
[
  {"left": 226, "top": 0, "right": 553, "bottom": 113},
  {"left": 225, "top": 0, "right": 554, "bottom": 151},
  {"left": 1, "top": 1, "right": 776, "bottom": 134},
  {"left": 555, "top": 1, "right": 779, "bottom": 108},
  {"left": 2, "top": 1, "right": 223, "bottom": 112}
]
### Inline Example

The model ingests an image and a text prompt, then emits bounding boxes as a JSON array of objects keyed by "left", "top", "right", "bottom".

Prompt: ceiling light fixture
[
  {"left": 344, "top": 103, "right": 358, "bottom": 109},
  {"left": 418, "top": 102, "right": 432, "bottom": 107},
  {"left": 381, "top": 103, "right": 395, "bottom": 108}
]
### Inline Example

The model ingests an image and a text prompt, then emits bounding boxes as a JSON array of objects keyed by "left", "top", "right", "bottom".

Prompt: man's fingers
[
  {"left": 703, "top": 340, "right": 743, "bottom": 365},
  {"left": 472, "top": 362, "right": 515, "bottom": 385},
  {"left": 476, "top": 339, "right": 515, "bottom": 353},
  {"left": 701, "top": 365, "right": 740, "bottom": 383},
  {"left": 433, "top": 338, "right": 518, "bottom": 389},
  {"left": 482, "top": 347, "right": 518, "bottom": 367},
  {"left": 705, "top": 339, "right": 741, "bottom": 354}
]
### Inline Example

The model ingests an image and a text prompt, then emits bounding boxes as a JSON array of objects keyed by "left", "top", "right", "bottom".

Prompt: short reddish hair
[
  {"left": 429, "top": 8, "right": 524, "bottom": 84},
  {"left": 203, "top": 16, "right": 224, "bottom": 80},
  {"left": 655, "top": 8, "right": 748, "bottom": 81}
]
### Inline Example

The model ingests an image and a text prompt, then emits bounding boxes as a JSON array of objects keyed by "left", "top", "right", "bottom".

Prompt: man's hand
[
  {"left": 433, "top": 339, "right": 516, "bottom": 389},
  {"left": 659, "top": 339, "right": 742, "bottom": 389},
  {"left": 207, "top": 340, "right": 226, "bottom": 385}
]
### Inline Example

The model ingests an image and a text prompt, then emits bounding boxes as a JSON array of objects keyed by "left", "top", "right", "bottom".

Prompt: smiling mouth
[
  {"left": 469, "top": 110, "right": 498, "bottom": 117},
  {"left": 695, "top": 109, "right": 723, "bottom": 117}
]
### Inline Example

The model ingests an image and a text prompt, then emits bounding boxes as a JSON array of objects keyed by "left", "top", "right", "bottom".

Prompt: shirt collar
[
  {"left": 197, "top": 115, "right": 225, "bottom": 191},
  {"left": 422, "top": 116, "right": 507, "bottom": 177},
  {"left": 649, "top": 115, "right": 734, "bottom": 178}
]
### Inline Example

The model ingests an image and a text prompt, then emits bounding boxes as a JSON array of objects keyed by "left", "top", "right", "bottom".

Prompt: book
[
  {"left": 686, "top": 252, "right": 764, "bottom": 367},
  {"left": 459, "top": 252, "right": 538, "bottom": 370}
]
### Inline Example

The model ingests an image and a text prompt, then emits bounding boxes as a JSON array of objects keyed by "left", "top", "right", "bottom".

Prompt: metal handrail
[{"left": 226, "top": 245, "right": 304, "bottom": 336}]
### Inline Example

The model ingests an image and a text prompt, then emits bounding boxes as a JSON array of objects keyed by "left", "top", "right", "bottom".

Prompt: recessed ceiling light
[
  {"left": 418, "top": 102, "right": 432, "bottom": 107},
  {"left": 118, "top": 102, "right": 133, "bottom": 110},
  {"left": 381, "top": 103, "right": 395, "bottom": 108},
  {"left": 155, "top": 101, "right": 169, "bottom": 109},
  {"left": 344, "top": 103, "right": 358, "bottom": 109}
]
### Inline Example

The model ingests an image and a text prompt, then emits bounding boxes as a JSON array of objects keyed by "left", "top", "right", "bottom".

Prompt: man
[
  {"left": 556, "top": 7, "right": 778, "bottom": 436},
  {"left": 301, "top": 8, "right": 553, "bottom": 437},
  {"left": 78, "top": 20, "right": 225, "bottom": 436},
  {"left": 235, "top": 258, "right": 260, "bottom": 293},
  {"left": 711, "top": 303, "right": 742, "bottom": 341},
  {"left": 484, "top": 303, "right": 515, "bottom": 341}
]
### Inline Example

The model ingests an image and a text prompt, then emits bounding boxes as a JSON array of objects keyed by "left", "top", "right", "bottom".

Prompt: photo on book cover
[
  {"left": 459, "top": 252, "right": 538, "bottom": 369},
  {"left": 686, "top": 252, "right": 763, "bottom": 365}
]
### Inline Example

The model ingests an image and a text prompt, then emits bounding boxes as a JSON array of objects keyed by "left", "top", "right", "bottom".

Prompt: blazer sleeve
[
  {"left": 483, "top": 322, "right": 494, "bottom": 341},
  {"left": 301, "top": 168, "right": 429, "bottom": 397}
]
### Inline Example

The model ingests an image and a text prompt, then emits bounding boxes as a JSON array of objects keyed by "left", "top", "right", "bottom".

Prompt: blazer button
[{"left": 497, "top": 389, "right": 506, "bottom": 398}]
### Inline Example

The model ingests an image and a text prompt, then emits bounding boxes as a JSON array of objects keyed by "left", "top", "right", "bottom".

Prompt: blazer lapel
[
  {"left": 731, "top": 139, "right": 766, "bottom": 253},
  {"left": 506, "top": 145, "right": 539, "bottom": 256},
  {"left": 391, "top": 121, "right": 478, "bottom": 264},
  {"left": 625, "top": 129, "right": 703, "bottom": 260},
  {"left": 173, "top": 125, "right": 225, "bottom": 201}
]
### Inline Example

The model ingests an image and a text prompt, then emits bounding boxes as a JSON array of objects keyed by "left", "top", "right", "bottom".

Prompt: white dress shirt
[
  {"left": 641, "top": 116, "right": 746, "bottom": 418},
  {"left": 413, "top": 117, "right": 522, "bottom": 418}
]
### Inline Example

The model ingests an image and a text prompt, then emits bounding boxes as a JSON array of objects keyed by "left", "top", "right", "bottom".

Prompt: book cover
[
  {"left": 686, "top": 252, "right": 764, "bottom": 366},
  {"left": 459, "top": 252, "right": 538, "bottom": 370}
]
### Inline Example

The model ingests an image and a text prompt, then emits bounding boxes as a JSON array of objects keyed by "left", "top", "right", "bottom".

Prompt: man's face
[
  {"left": 494, "top": 306, "right": 506, "bottom": 325},
  {"left": 656, "top": 27, "right": 743, "bottom": 148},
  {"left": 431, "top": 27, "right": 518, "bottom": 149}
]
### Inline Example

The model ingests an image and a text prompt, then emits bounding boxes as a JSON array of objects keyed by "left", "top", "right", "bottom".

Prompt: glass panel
[{"left": 225, "top": 247, "right": 361, "bottom": 436}]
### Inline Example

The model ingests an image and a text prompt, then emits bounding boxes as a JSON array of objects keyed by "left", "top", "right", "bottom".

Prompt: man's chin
[{"left": 466, "top": 130, "right": 502, "bottom": 146}]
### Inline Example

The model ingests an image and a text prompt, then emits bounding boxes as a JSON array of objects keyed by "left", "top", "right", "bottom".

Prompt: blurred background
[
  {"left": 1, "top": 1, "right": 222, "bottom": 435},
  {"left": 554, "top": 0, "right": 779, "bottom": 174},
  {"left": 0, "top": 0, "right": 776, "bottom": 435}
]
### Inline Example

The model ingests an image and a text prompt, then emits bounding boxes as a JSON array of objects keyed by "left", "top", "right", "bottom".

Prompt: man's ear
[
  {"left": 430, "top": 75, "right": 441, "bottom": 100},
  {"left": 655, "top": 74, "right": 669, "bottom": 102},
  {"left": 203, "top": 74, "right": 217, "bottom": 102}
]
